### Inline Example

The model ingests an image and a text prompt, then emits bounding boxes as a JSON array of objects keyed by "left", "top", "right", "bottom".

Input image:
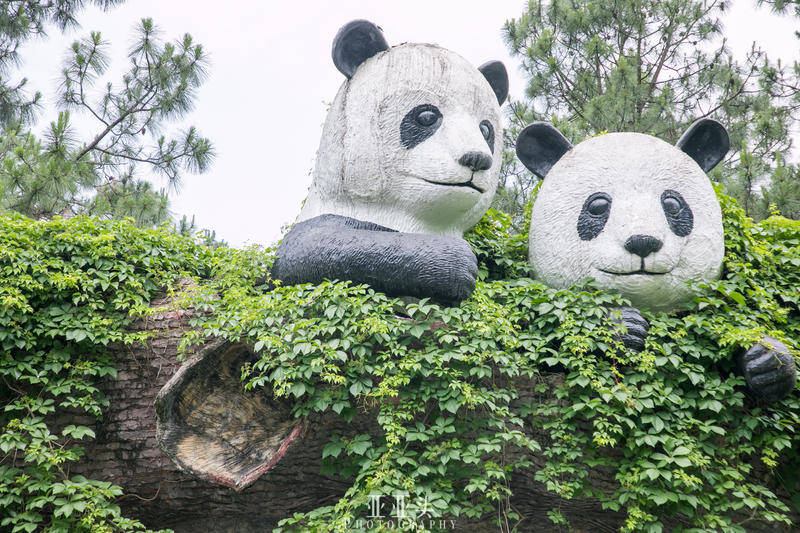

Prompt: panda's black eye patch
[
  {"left": 661, "top": 189, "right": 693, "bottom": 237},
  {"left": 577, "top": 192, "right": 612, "bottom": 241},
  {"left": 480, "top": 120, "right": 495, "bottom": 152},
  {"left": 401, "top": 104, "right": 442, "bottom": 149}
]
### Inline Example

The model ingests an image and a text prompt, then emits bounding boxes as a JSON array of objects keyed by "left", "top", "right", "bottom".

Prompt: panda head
[
  {"left": 516, "top": 120, "right": 730, "bottom": 312},
  {"left": 299, "top": 20, "right": 508, "bottom": 236}
]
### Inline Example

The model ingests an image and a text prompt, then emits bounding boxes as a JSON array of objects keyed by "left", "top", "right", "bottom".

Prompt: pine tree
[
  {"left": 757, "top": 0, "right": 800, "bottom": 19},
  {"left": 760, "top": 154, "right": 800, "bottom": 219},
  {"left": 0, "top": 1, "right": 213, "bottom": 225},
  {"left": 500, "top": 0, "right": 800, "bottom": 220},
  {"left": 0, "top": 1, "right": 128, "bottom": 126}
]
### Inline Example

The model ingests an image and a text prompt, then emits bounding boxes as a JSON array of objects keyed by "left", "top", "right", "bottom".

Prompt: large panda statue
[
  {"left": 273, "top": 20, "right": 508, "bottom": 305},
  {"left": 153, "top": 20, "right": 508, "bottom": 494},
  {"left": 516, "top": 120, "right": 797, "bottom": 401}
]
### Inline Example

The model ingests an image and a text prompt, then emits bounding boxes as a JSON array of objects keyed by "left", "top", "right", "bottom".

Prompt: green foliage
[
  {"left": 175, "top": 189, "right": 798, "bottom": 531},
  {"left": 758, "top": 0, "right": 800, "bottom": 18},
  {"left": 2, "top": 187, "right": 799, "bottom": 532},
  {"left": 0, "top": 214, "right": 211, "bottom": 532},
  {"left": 500, "top": 0, "right": 800, "bottom": 221},
  {"left": 0, "top": 3, "right": 214, "bottom": 226},
  {"left": 464, "top": 208, "right": 530, "bottom": 281},
  {"left": 0, "top": 1, "right": 125, "bottom": 127},
  {"left": 759, "top": 154, "right": 800, "bottom": 220}
]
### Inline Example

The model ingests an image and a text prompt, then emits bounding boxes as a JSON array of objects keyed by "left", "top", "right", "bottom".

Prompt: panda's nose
[
  {"left": 625, "top": 234, "right": 663, "bottom": 258},
  {"left": 459, "top": 151, "right": 492, "bottom": 171}
]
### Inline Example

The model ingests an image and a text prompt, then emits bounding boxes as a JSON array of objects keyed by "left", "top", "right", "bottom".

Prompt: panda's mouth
[
  {"left": 421, "top": 178, "right": 484, "bottom": 194},
  {"left": 598, "top": 267, "right": 671, "bottom": 276},
  {"left": 598, "top": 257, "right": 673, "bottom": 276},
  {"left": 599, "top": 269, "right": 668, "bottom": 276}
]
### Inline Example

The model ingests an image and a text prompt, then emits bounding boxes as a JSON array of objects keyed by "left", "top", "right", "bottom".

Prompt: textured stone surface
[
  {"left": 738, "top": 337, "right": 798, "bottom": 402},
  {"left": 299, "top": 40, "right": 503, "bottom": 236},
  {"left": 525, "top": 129, "right": 725, "bottom": 313},
  {"left": 65, "top": 291, "right": 360, "bottom": 531},
  {"left": 273, "top": 214, "right": 478, "bottom": 305},
  {"left": 63, "top": 288, "right": 795, "bottom": 532},
  {"left": 273, "top": 21, "right": 507, "bottom": 306},
  {"left": 155, "top": 340, "right": 303, "bottom": 490},
  {"left": 609, "top": 306, "right": 650, "bottom": 352},
  {"left": 518, "top": 122, "right": 796, "bottom": 400}
]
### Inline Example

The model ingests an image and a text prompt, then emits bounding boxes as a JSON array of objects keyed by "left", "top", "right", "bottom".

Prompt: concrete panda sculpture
[
  {"left": 153, "top": 20, "right": 507, "bottom": 494},
  {"left": 516, "top": 120, "right": 797, "bottom": 401},
  {"left": 273, "top": 20, "right": 508, "bottom": 305}
]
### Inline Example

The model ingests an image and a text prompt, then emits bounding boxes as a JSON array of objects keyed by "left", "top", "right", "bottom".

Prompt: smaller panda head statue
[
  {"left": 516, "top": 120, "right": 730, "bottom": 313},
  {"left": 298, "top": 20, "right": 508, "bottom": 236}
]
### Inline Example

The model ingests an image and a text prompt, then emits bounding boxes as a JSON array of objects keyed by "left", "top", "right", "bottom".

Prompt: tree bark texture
[{"left": 62, "top": 290, "right": 797, "bottom": 532}]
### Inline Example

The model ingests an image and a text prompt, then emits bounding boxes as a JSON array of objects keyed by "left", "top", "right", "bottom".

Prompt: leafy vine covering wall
[{"left": 1, "top": 189, "right": 799, "bottom": 532}]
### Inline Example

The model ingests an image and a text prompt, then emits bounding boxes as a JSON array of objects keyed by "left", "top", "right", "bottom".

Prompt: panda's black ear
[
  {"left": 478, "top": 61, "right": 508, "bottom": 105},
  {"left": 515, "top": 122, "right": 573, "bottom": 179},
  {"left": 332, "top": 20, "right": 390, "bottom": 79},
  {"left": 676, "top": 118, "right": 730, "bottom": 173}
]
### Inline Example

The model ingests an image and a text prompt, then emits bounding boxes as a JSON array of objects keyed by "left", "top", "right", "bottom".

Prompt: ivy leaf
[
  {"left": 443, "top": 399, "right": 460, "bottom": 414},
  {"left": 652, "top": 493, "right": 669, "bottom": 506},
  {"left": 729, "top": 291, "right": 746, "bottom": 305},
  {"left": 322, "top": 440, "right": 344, "bottom": 459},
  {"left": 61, "top": 425, "right": 95, "bottom": 440},
  {"left": 349, "top": 440, "right": 370, "bottom": 456}
]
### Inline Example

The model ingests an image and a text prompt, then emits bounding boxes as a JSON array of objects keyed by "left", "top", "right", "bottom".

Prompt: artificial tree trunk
[{"left": 66, "top": 289, "right": 796, "bottom": 533}]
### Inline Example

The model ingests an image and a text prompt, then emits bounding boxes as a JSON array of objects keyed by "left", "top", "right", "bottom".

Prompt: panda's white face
[
  {"left": 300, "top": 44, "right": 502, "bottom": 236},
  {"left": 529, "top": 133, "right": 724, "bottom": 312}
]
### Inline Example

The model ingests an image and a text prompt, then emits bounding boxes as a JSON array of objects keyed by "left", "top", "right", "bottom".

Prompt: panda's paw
[
  {"left": 446, "top": 240, "right": 478, "bottom": 303},
  {"left": 738, "top": 337, "right": 797, "bottom": 402},
  {"left": 609, "top": 306, "right": 649, "bottom": 352}
]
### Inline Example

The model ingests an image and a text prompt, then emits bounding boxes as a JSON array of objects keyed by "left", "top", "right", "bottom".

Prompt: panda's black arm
[
  {"left": 608, "top": 306, "right": 650, "bottom": 352},
  {"left": 272, "top": 214, "right": 478, "bottom": 305},
  {"left": 736, "top": 337, "right": 797, "bottom": 402}
]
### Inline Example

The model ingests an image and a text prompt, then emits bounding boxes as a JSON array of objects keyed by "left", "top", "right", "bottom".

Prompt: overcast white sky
[{"left": 14, "top": 1, "right": 800, "bottom": 247}]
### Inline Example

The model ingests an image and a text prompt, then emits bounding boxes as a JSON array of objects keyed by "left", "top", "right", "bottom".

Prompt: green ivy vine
[
  {"left": 1, "top": 188, "right": 799, "bottom": 532},
  {"left": 0, "top": 215, "right": 210, "bottom": 533}
]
